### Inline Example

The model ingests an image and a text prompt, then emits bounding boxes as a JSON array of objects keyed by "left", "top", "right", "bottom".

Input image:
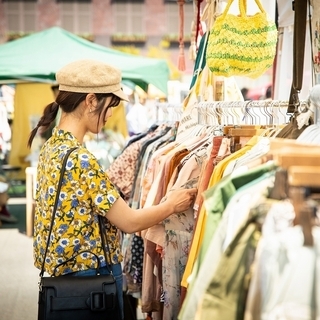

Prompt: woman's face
[
  {"left": 103, "top": 99, "right": 113, "bottom": 122},
  {"left": 87, "top": 95, "right": 113, "bottom": 134}
]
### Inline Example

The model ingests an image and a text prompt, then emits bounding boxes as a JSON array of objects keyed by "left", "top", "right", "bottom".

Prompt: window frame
[{"left": 110, "top": 0, "right": 144, "bottom": 3}]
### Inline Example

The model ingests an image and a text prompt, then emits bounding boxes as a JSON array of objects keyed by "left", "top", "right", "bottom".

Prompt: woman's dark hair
[{"left": 27, "top": 90, "right": 120, "bottom": 148}]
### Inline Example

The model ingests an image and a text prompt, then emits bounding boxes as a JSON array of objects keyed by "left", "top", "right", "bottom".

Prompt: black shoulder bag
[{"left": 37, "top": 147, "right": 121, "bottom": 320}]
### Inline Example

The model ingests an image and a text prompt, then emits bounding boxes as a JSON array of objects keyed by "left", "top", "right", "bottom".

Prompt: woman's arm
[{"left": 106, "top": 187, "right": 197, "bottom": 233}]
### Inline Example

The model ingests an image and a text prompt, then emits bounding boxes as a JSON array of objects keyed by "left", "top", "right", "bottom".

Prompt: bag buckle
[{"left": 90, "top": 291, "right": 106, "bottom": 311}]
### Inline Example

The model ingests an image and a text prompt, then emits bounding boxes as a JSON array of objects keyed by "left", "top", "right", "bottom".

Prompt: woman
[{"left": 27, "top": 59, "right": 197, "bottom": 318}]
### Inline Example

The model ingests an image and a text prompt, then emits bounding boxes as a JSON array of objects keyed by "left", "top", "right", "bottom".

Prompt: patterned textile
[
  {"left": 141, "top": 154, "right": 202, "bottom": 316},
  {"left": 140, "top": 140, "right": 178, "bottom": 209},
  {"left": 206, "top": 0, "right": 278, "bottom": 78},
  {"left": 130, "top": 126, "right": 171, "bottom": 208},
  {"left": 162, "top": 177, "right": 199, "bottom": 320},
  {"left": 107, "top": 131, "right": 156, "bottom": 201},
  {"left": 123, "top": 233, "right": 145, "bottom": 294},
  {"left": 33, "top": 128, "right": 121, "bottom": 276}
]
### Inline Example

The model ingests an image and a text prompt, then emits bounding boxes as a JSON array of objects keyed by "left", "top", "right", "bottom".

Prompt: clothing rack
[
  {"left": 155, "top": 102, "right": 183, "bottom": 123},
  {"left": 195, "top": 100, "right": 309, "bottom": 126}
]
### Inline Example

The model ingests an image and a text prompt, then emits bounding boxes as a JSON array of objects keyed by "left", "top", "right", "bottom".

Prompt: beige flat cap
[{"left": 56, "top": 59, "right": 128, "bottom": 101}]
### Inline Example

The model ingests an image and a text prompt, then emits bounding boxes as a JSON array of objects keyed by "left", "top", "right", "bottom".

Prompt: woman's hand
[
  {"left": 108, "top": 187, "right": 198, "bottom": 233},
  {"left": 165, "top": 188, "right": 198, "bottom": 213}
]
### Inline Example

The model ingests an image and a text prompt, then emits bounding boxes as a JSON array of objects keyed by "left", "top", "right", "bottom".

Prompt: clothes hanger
[
  {"left": 287, "top": 164, "right": 320, "bottom": 247},
  {"left": 288, "top": 166, "right": 320, "bottom": 188},
  {"left": 227, "top": 127, "right": 262, "bottom": 137},
  {"left": 269, "top": 165, "right": 320, "bottom": 247},
  {"left": 268, "top": 140, "right": 320, "bottom": 173},
  {"left": 274, "top": 153, "right": 320, "bottom": 169},
  {"left": 269, "top": 138, "right": 318, "bottom": 154},
  {"left": 288, "top": 184, "right": 315, "bottom": 247},
  {"left": 220, "top": 101, "right": 264, "bottom": 150},
  {"left": 222, "top": 124, "right": 260, "bottom": 136}
]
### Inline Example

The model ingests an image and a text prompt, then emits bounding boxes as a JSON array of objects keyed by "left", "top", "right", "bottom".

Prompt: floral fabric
[
  {"left": 33, "top": 128, "right": 121, "bottom": 276},
  {"left": 161, "top": 177, "right": 199, "bottom": 320},
  {"left": 107, "top": 131, "right": 157, "bottom": 202}
]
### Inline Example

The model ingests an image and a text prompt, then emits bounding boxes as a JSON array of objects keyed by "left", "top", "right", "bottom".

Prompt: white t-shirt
[{"left": 126, "top": 102, "right": 150, "bottom": 134}]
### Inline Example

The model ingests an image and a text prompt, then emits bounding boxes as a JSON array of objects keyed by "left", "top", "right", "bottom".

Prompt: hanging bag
[
  {"left": 206, "top": 0, "right": 278, "bottom": 78},
  {"left": 37, "top": 147, "right": 121, "bottom": 320}
]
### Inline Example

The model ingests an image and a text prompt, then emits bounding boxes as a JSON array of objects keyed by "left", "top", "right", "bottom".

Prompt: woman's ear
[{"left": 85, "top": 93, "right": 96, "bottom": 112}]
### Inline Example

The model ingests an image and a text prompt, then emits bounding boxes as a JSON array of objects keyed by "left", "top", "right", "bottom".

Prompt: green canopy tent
[
  {"left": 0, "top": 27, "right": 170, "bottom": 174},
  {"left": 0, "top": 27, "right": 169, "bottom": 94}
]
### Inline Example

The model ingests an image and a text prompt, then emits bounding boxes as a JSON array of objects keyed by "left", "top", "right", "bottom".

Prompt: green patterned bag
[{"left": 206, "top": 0, "right": 278, "bottom": 78}]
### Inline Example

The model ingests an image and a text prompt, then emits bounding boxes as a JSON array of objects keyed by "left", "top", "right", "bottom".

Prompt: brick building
[{"left": 0, "top": 0, "right": 196, "bottom": 75}]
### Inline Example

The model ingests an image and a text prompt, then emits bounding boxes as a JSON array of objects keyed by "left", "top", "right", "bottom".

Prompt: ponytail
[{"left": 27, "top": 102, "right": 59, "bottom": 148}]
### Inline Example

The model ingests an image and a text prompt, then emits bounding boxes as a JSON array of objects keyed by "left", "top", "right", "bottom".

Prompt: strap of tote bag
[
  {"left": 287, "top": 0, "right": 308, "bottom": 113},
  {"left": 221, "top": 0, "right": 266, "bottom": 19}
]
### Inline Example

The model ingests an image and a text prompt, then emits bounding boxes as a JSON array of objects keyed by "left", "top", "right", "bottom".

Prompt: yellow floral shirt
[{"left": 33, "top": 128, "right": 121, "bottom": 276}]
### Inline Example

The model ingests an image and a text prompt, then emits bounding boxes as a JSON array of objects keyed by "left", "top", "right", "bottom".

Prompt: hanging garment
[
  {"left": 245, "top": 200, "right": 320, "bottom": 320},
  {"left": 275, "top": 112, "right": 312, "bottom": 139},
  {"left": 140, "top": 140, "right": 181, "bottom": 209},
  {"left": 179, "top": 162, "right": 276, "bottom": 320},
  {"left": 141, "top": 224, "right": 165, "bottom": 318},
  {"left": 181, "top": 135, "right": 223, "bottom": 292},
  {"left": 273, "top": 0, "right": 312, "bottom": 101},
  {"left": 107, "top": 127, "right": 164, "bottom": 201},
  {"left": 189, "top": 31, "right": 209, "bottom": 90},
  {"left": 130, "top": 125, "right": 172, "bottom": 208},
  {"left": 107, "top": 131, "right": 154, "bottom": 201},
  {"left": 141, "top": 151, "right": 203, "bottom": 319},
  {"left": 143, "top": 134, "right": 206, "bottom": 208},
  {"left": 123, "top": 233, "right": 145, "bottom": 295},
  {"left": 207, "top": 135, "right": 259, "bottom": 188},
  {"left": 199, "top": 136, "right": 261, "bottom": 262},
  {"left": 195, "top": 210, "right": 263, "bottom": 320},
  {"left": 161, "top": 177, "right": 199, "bottom": 320},
  {"left": 182, "top": 134, "right": 263, "bottom": 293},
  {"left": 123, "top": 124, "right": 158, "bottom": 150},
  {"left": 296, "top": 124, "right": 320, "bottom": 145},
  {"left": 223, "top": 136, "right": 271, "bottom": 178}
]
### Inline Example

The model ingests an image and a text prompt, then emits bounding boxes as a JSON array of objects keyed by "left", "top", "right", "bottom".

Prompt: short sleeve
[{"left": 68, "top": 148, "right": 120, "bottom": 216}]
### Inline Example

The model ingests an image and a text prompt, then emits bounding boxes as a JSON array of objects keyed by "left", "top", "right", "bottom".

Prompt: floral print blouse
[{"left": 33, "top": 128, "right": 121, "bottom": 276}]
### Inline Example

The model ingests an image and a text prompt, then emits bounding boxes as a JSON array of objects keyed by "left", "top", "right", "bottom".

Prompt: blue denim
[{"left": 66, "top": 263, "right": 124, "bottom": 319}]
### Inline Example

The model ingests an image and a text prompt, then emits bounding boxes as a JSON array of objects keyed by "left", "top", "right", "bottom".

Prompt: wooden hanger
[
  {"left": 224, "top": 125, "right": 278, "bottom": 138},
  {"left": 228, "top": 127, "right": 261, "bottom": 137},
  {"left": 220, "top": 125, "right": 266, "bottom": 153},
  {"left": 288, "top": 166, "right": 320, "bottom": 188},
  {"left": 287, "top": 165, "right": 320, "bottom": 247},
  {"left": 222, "top": 125, "right": 259, "bottom": 136},
  {"left": 269, "top": 138, "right": 319, "bottom": 154},
  {"left": 289, "top": 186, "right": 315, "bottom": 247},
  {"left": 274, "top": 154, "right": 320, "bottom": 169},
  {"left": 260, "top": 124, "right": 286, "bottom": 138}
]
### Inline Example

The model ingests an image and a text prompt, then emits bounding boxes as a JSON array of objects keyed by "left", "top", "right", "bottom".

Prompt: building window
[
  {"left": 3, "top": 1, "right": 36, "bottom": 33},
  {"left": 163, "top": 0, "right": 193, "bottom": 3},
  {"left": 58, "top": 1, "right": 92, "bottom": 34},
  {"left": 111, "top": 0, "right": 144, "bottom": 3},
  {"left": 164, "top": 2, "right": 193, "bottom": 40},
  {"left": 56, "top": 0, "right": 91, "bottom": 2},
  {"left": 2, "top": 0, "right": 37, "bottom": 2},
  {"left": 112, "top": 2, "right": 145, "bottom": 35}
]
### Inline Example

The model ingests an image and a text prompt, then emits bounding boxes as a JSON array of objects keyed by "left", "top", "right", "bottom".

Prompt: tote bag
[{"left": 206, "top": 0, "right": 278, "bottom": 78}]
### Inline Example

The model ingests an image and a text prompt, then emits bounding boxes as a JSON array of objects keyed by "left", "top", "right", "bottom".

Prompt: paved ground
[
  {"left": 0, "top": 227, "right": 39, "bottom": 320},
  {"left": 0, "top": 198, "right": 145, "bottom": 320}
]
